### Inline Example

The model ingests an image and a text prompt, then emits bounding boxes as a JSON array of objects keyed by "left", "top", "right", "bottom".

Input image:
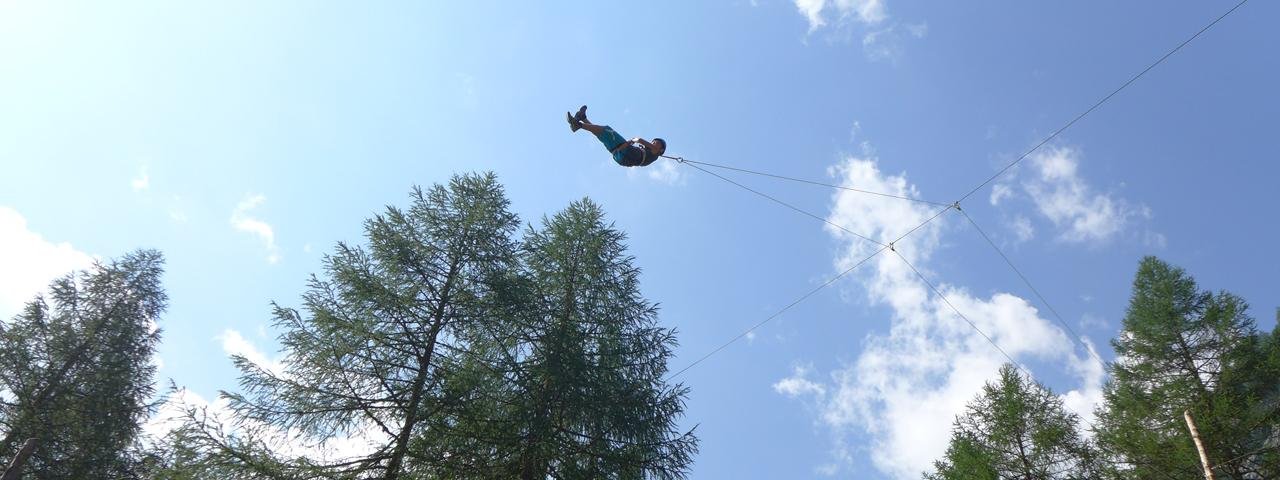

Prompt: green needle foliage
[
  {"left": 927, "top": 364, "right": 1101, "bottom": 480},
  {"left": 172, "top": 173, "right": 696, "bottom": 479},
  {"left": 1094, "top": 256, "right": 1279, "bottom": 479},
  {"left": 500, "top": 200, "right": 696, "bottom": 479},
  {"left": 0, "top": 250, "right": 167, "bottom": 479},
  {"left": 182, "top": 173, "right": 521, "bottom": 479}
]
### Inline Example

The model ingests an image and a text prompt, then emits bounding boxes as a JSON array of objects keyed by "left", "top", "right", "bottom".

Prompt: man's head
[{"left": 652, "top": 138, "right": 667, "bottom": 155}]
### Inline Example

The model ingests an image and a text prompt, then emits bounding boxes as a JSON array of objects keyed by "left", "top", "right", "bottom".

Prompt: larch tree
[
  {"left": 417, "top": 199, "right": 699, "bottom": 479},
  {"left": 181, "top": 173, "right": 521, "bottom": 479},
  {"left": 0, "top": 250, "right": 167, "bottom": 479},
  {"left": 1093, "top": 256, "right": 1279, "bottom": 479},
  {"left": 501, "top": 200, "right": 697, "bottom": 479},
  {"left": 927, "top": 364, "right": 1101, "bottom": 480},
  {"left": 172, "top": 175, "right": 700, "bottom": 479}
]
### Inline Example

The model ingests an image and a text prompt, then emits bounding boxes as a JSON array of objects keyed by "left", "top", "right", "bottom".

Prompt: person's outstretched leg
[
  {"left": 577, "top": 120, "right": 605, "bottom": 136},
  {"left": 578, "top": 120, "right": 629, "bottom": 166}
]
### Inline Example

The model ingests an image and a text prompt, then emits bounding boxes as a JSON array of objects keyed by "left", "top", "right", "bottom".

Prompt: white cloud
[
  {"left": 646, "top": 158, "right": 686, "bottom": 185},
  {"left": 136, "top": 330, "right": 389, "bottom": 463},
  {"left": 837, "top": 0, "right": 887, "bottom": 24},
  {"left": 794, "top": 0, "right": 886, "bottom": 32},
  {"left": 1143, "top": 230, "right": 1167, "bottom": 249},
  {"left": 1078, "top": 312, "right": 1107, "bottom": 330},
  {"left": 1009, "top": 215, "right": 1035, "bottom": 244},
  {"left": 775, "top": 155, "right": 1104, "bottom": 478},
  {"left": 773, "top": 365, "right": 826, "bottom": 398},
  {"left": 1060, "top": 340, "right": 1105, "bottom": 430},
  {"left": 143, "top": 387, "right": 224, "bottom": 442},
  {"left": 793, "top": 0, "right": 824, "bottom": 32},
  {"left": 131, "top": 166, "right": 150, "bottom": 191},
  {"left": 167, "top": 195, "right": 189, "bottom": 223},
  {"left": 144, "top": 386, "right": 384, "bottom": 465},
  {"left": 0, "top": 206, "right": 96, "bottom": 318},
  {"left": 905, "top": 22, "right": 928, "bottom": 38},
  {"left": 862, "top": 26, "right": 906, "bottom": 62},
  {"left": 989, "top": 182, "right": 1014, "bottom": 206},
  {"left": 230, "top": 194, "right": 281, "bottom": 264},
  {"left": 1022, "top": 147, "right": 1137, "bottom": 243},
  {"left": 795, "top": 0, "right": 828, "bottom": 32},
  {"left": 624, "top": 158, "right": 686, "bottom": 186},
  {"left": 792, "top": 0, "right": 924, "bottom": 62},
  {"left": 217, "top": 328, "right": 285, "bottom": 376}
]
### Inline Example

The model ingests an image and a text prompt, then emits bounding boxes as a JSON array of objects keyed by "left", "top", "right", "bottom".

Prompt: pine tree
[
  {"left": 182, "top": 173, "right": 521, "bottom": 479},
  {"left": 927, "top": 364, "right": 1101, "bottom": 480},
  {"left": 1094, "top": 256, "right": 1279, "bottom": 479},
  {"left": 496, "top": 199, "right": 697, "bottom": 479},
  {"left": 0, "top": 250, "right": 167, "bottom": 479}
]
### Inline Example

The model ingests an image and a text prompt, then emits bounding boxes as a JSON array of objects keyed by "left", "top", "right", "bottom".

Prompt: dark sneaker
[
  {"left": 566, "top": 112, "right": 580, "bottom": 132},
  {"left": 574, "top": 105, "right": 588, "bottom": 123}
]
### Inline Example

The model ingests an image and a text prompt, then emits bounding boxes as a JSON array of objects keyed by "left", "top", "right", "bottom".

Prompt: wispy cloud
[
  {"left": 794, "top": 0, "right": 887, "bottom": 32},
  {"left": 647, "top": 158, "right": 686, "bottom": 185},
  {"left": 994, "top": 146, "right": 1145, "bottom": 244},
  {"left": 217, "top": 328, "right": 285, "bottom": 375},
  {"left": 0, "top": 206, "right": 96, "bottom": 318},
  {"left": 624, "top": 158, "right": 687, "bottom": 186},
  {"left": 904, "top": 22, "right": 928, "bottom": 38},
  {"left": 230, "top": 194, "right": 280, "bottom": 264},
  {"left": 1009, "top": 215, "right": 1035, "bottom": 244},
  {"left": 168, "top": 195, "right": 189, "bottom": 223},
  {"left": 773, "top": 364, "right": 826, "bottom": 397},
  {"left": 795, "top": 0, "right": 831, "bottom": 32},
  {"left": 1143, "top": 230, "right": 1167, "bottom": 249},
  {"left": 131, "top": 165, "right": 150, "bottom": 191},
  {"left": 775, "top": 154, "right": 1104, "bottom": 478},
  {"left": 1024, "top": 147, "right": 1134, "bottom": 243},
  {"left": 791, "top": 0, "right": 922, "bottom": 61},
  {"left": 145, "top": 385, "right": 384, "bottom": 464}
]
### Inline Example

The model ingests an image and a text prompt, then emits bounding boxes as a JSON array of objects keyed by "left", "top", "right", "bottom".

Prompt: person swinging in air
[{"left": 567, "top": 105, "right": 667, "bottom": 167}]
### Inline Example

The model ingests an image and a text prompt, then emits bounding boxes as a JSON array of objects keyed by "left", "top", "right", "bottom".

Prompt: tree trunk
[
  {"left": 1184, "top": 409, "right": 1216, "bottom": 480},
  {"left": 382, "top": 257, "right": 460, "bottom": 480},
  {"left": 1, "top": 438, "right": 37, "bottom": 480}
]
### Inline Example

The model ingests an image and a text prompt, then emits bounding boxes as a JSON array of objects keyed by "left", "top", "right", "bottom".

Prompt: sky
[{"left": 1, "top": 1, "right": 1277, "bottom": 478}]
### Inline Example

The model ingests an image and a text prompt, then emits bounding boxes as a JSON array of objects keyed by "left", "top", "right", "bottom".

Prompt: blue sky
[{"left": 1, "top": 1, "right": 1276, "bottom": 478}]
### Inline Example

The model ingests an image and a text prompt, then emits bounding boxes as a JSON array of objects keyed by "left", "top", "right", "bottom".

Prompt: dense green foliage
[
  {"left": 1094, "top": 256, "right": 1279, "bottom": 479},
  {"left": 927, "top": 256, "right": 1279, "bottom": 479},
  {"left": 6, "top": 178, "right": 1276, "bottom": 480},
  {"left": 456, "top": 200, "right": 697, "bottom": 479},
  {"left": 162, "top": 173, "right": 697, "bottom": 479},
  {"left": 0, "top": 250, "right": 167, "bottom": 479},
  {"left": 927, "top": 364, "right": 1101, "bottom": 480}
]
